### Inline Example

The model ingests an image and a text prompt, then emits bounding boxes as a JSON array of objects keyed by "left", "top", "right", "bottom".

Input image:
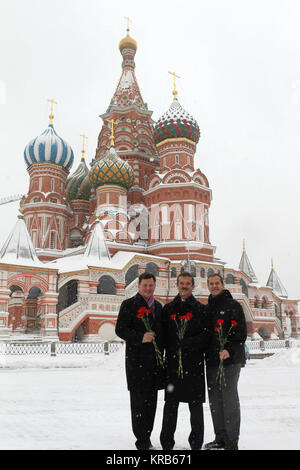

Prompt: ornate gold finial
[
  {"left": 80, "top": 134, "right": 88, "bottom": 159},
  {"left": 125, "top": 16, "right": 132, "bottom": 36},
  {"left": 243, "top": 239, "right": 246, "bottom": 252},
  {"left": 108, "top": 119, "right": 115, "bottom": 147},
  {"left": 271, "top": 257, "right": 274, "bottom": 270},
  {"left": 168, "top": 71, "right": 180, "bottom": 99},
  {"left": 48, "top": 99, "right": 57, "bottom": 125}
]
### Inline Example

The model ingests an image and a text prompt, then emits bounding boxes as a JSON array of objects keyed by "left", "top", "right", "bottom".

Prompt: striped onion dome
[
  {"left": 89, "top": 146, "right": 134, "bottom": 190},
  {"left": 24, "top": 124, "right": 74, "bottom": 171},
  {"left": 66, "top": 157, "right": 91, "bottom": 201},
  {"left": 153, "top": 98, "right": 200, "bottom": 144}
]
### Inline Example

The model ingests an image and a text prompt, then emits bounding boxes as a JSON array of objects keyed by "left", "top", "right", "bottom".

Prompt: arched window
[
  {"left": 190, "top": 264, "right": 196, "bottom": 278},
  {"left": 207, "top": 268, "right": 214, "bottom": 277},
  {"left": 254, "top": 296, "right": 259, "bottom": 308},
  {"left": 225, "top": 274, "right": 235, "bottom": 285},
  {"left": 9, "top": 285, "right": 24, "bottom": 296},
  {"left": 125, "top": 265, "right": 139, "bottom": 287},
  {"left": 240, "top": 279, "right": 248, "bottom": 297},
  {"left": 258, "top": 326, "right": 271, "bottom": 340},
  {"left": 171, "top": 267, "right": 177, "bottom": 278},
  {"left": 28, "top": 286, "right": 42, "bottom": 299},
  {"left": 180, "top": 261, "right": 196, "bottom": 277},
  {"left": 145, "top": 262, "right": 159, "bottom": 277},
  {"left": 57, "top": 280, "right": 78, "bottom": 314},
  {"left": 97, "top": 275, "right": 116, "bottom": 295},
  {"left": 200, "top": 268, "right": 205, "bottom": 278},
  {"left": 262, "top": 297, "right": 267, "bottom": 309}
]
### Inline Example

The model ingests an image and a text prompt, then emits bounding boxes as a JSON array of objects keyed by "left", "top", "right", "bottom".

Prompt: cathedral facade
[{"left": 0, "top": 28, "right": 299, "bottom": 342}]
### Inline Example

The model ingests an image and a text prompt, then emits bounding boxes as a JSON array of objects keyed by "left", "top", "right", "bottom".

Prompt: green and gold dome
[{"left": 89, "top": 146, "right": 135, "bottom": 190}]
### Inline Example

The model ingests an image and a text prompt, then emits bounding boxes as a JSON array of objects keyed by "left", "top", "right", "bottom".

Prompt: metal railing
[
  {"left": 0, "top": 341, "right": 123, "bottom": 356},
  {"left": 0, "top": 339, "right": 299, "bottom": 357},
  {"left": 246, "top": 339, "right": 300, "bottom": 353}
]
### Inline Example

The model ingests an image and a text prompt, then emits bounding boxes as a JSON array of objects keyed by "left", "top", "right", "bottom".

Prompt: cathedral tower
[
  {"left": 89, "top": 120, "right": 135, "bottom": 246},
  {"left": 21, "top": 101, "right": 74, "bottom": 260},
  {"left": 94, "top": 24, "right": 159, "bottom": 206},
  {"left": 146, "top": 79, "right": 214, "bottom": 262},
  {"left": 66, "top": 134, "right": 91, "bottom": 247}
]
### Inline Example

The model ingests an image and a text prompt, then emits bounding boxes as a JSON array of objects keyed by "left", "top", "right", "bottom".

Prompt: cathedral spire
[
  {"left": 168, "top": 71, "right": 180, "bottom": 100},
  {"left": 80, "top": 134, "right": 88, "bottom": 160},
  {"left": 266, "top": 259, "right": 288, "bottom": 298},
  {"left": 0, "top": 215, "right": 41, "bottom": 267},
  {"left": 48, "top": 98, "right": 57, "bottom": 126},
  {"left": 108, "top": 119, "right": 115, "bottom": 147},
  {"left": 238, "top": 240, "right": 258, "bottom": 282}
]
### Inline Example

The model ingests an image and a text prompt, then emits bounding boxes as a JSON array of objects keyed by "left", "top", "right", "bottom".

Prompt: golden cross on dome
[
  {"left": 168, "top": 71, "right": 180, "bottom": 99},
  {"left": 80, "top": 134, "right": 88, "bottom": 159},
  {"left": 124, "top": 16, "right": 132, "bottom": 36},
  {"left": 108, "top": 119, "right": 115, "bottom": 147},
  {"left": 48, "top": 99, "right": 57, "bottom": 125}
]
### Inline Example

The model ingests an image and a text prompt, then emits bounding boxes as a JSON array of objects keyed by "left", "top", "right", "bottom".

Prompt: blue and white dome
[{"left": 24, "top": 124, "right": 74, "bottom": 171}]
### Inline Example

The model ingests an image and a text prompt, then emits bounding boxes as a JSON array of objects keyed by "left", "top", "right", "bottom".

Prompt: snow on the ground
[{"left": 0, "top": 347, "right": 299, "bottom": 450}]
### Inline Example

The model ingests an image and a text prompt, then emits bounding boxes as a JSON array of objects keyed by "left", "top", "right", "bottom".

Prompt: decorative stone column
[
  {"left": 40, "top": 292, "right": 59, "bottom": 342},
  {"left": 0, "top": 270, "right": 10, "bottom": 339}
]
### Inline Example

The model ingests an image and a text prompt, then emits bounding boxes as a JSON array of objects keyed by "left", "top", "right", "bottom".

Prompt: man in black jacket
[
  {"left": 115, "top": 272, "right": 164, "bottom": 450},
  {"left": 204, "top": 273, "right": 247, "bottom": 451},
  {"left": 160, "top": 272, "right": 211, "bottom": 450}
]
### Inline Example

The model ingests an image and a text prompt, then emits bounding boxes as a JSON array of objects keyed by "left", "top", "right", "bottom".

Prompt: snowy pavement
[{"left": 0, "top": 347, "right": 299, "bottom": 450}]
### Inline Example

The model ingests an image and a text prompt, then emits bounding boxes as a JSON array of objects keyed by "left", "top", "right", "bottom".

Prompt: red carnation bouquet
[
  {"left": 171, "top": 312, "right": 193, "bottom": 379},
  {"left": 137, "top": 306, "right": 164, "bottom": 368},
  {"left": 215, "top": 318, "right": 237, "bottom": 389}
]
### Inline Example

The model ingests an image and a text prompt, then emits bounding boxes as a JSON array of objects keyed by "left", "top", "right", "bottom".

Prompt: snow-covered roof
[
  {"left": 0, "top": 216, "right": 51, "bottom": 269},
  {"left": 46, "top": 220, "right": 169, "bottom": 274},
  {"left": 238, "top": 248, "right": 258, "bottom": 283},
  {"left": 266, "top": 267, "right": 288, "bottom": 298}
]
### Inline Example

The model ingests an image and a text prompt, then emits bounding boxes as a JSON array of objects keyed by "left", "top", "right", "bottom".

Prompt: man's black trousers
[
  {"left": 206, "top": 363, "right": 241, "bottom": 445},
  {"left": 160, "top": 398, "right": 204, "bottom": 450},
  {"left": 129, "top": 389, "right": 158, "bottom": 450}
]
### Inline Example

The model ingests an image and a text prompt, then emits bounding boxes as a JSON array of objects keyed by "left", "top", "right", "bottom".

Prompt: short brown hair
[
  {"left": 207, "top": 273, "right": 224, "bottom": 285},
  {"left": 177, "top": 271, "right": 195, "bottom": 286},
  {"left": 138, "top": 272, "right": 156, "bottom": 284}
]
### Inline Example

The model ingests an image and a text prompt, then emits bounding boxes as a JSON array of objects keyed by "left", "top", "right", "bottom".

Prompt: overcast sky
[{"left": 0, "top": 0, "right": 299, "bottom": 299}]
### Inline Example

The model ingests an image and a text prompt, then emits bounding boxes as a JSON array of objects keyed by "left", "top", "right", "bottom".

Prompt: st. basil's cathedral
[{"left": 0, "top": 27, "right": 299, "bottom": 342}]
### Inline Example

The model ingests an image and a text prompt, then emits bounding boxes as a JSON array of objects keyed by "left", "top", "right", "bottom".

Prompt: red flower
[
  {"left": 217, "top": 319, "right": 224, "bottom": 326},
  {"left": 231, "top": 320, "right": 237, "bottom": 327},
  {"left": 137, "top": 313, "right": 144, "bottom": 318},
  {"left": 170, "top": 314, "right": 176, "bottom": 320},
  {"left": 138, "top": 306, "right": 151, "bottom": 315},
  {"left": 214, "top": 326, "right": 220, "bottom": 332},
  {"left": 179, "top": 314, "right": 187, "bottom": 320},
  {"left": 178, "top": 312, "right": 193, "bottom": 321}
]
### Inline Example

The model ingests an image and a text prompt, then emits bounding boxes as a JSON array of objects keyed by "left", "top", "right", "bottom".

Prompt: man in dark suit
[
  {"left": 160, "top": 271, "right": 211, "bottom": 450},
  {"left": 204, "top": 273, "right": 247, "bottom": 451},
  {"left": 115, "top": 272, "right": 164, "bottom": 450}
]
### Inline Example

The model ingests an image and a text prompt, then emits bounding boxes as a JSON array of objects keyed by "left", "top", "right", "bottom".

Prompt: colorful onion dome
[
  {"left": 89, "top": 146, "right": 135, "bottom": 190},
  {"left": 119, "top": 27, "right": 137, "bottom": 52},
  {"left": 153, "top": 98, "right": 200, "bottom": 145},
  {"left": 24, "top": 124, "right": 74, "bottom": 171},
  {"left": 66, "top": 157, "right": 91, "bottom": 201}
]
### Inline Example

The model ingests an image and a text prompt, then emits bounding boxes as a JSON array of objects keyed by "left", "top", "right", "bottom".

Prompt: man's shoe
[
  {"left": 203, "top": 439, "right": 225, "bottom": 450},
  {"left": 136, "top": 441, "right": 153, "bottom": 450},
  {"left": 224, "top": 440, "right": 238, "bottom": 450},
  {"left": 190, "top": 441, "right": 203, "bottom": 450}
]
